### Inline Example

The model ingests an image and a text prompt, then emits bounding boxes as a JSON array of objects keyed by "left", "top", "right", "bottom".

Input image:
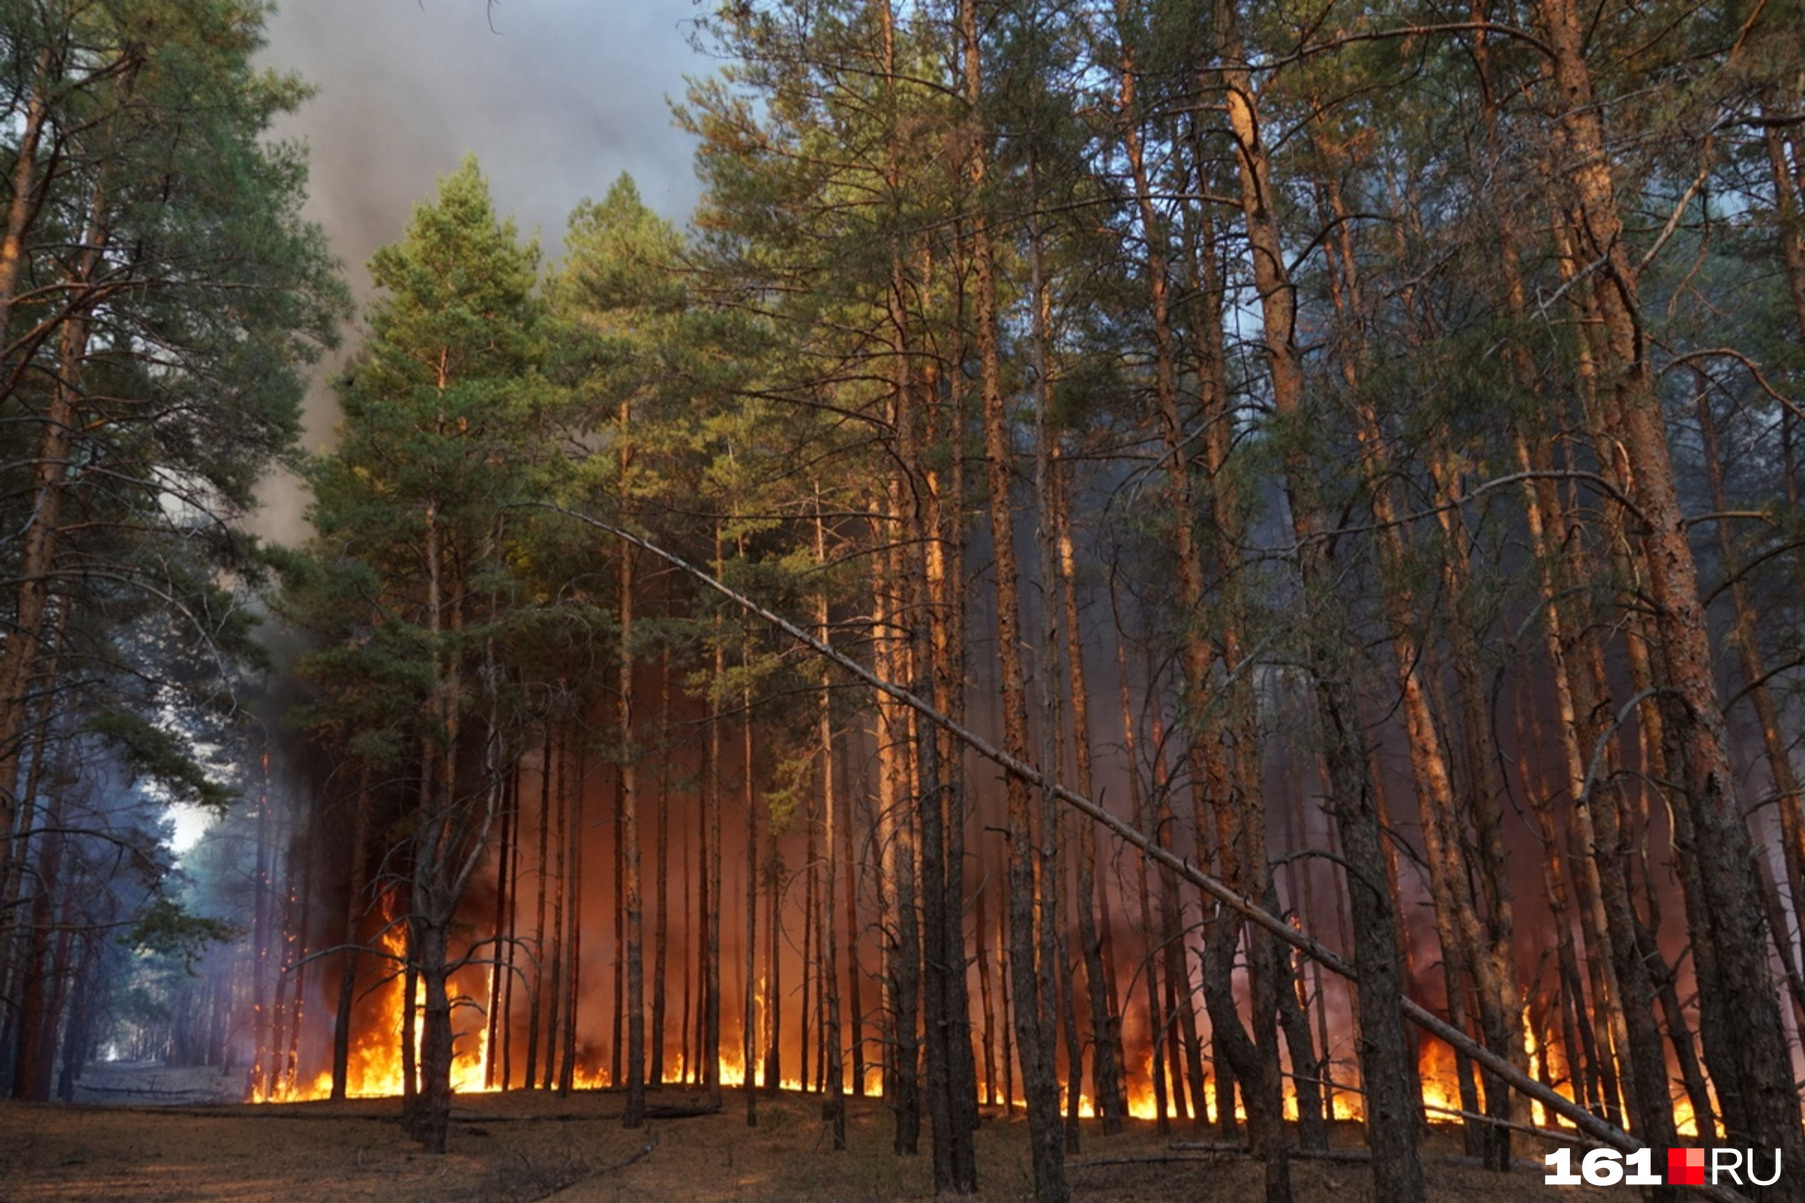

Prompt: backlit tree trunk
[
  {"left": 1053, "top": 458, "right": 1122, "bottom": 1135},
  {"left": 964, "top": 0, "right": 1062, "bottom": 1189},
  {"left": 622, "top": 444, "right": 647, "bottom": 1124},
  {"left": 1214, "top": 7, "right": 1422, "bottom": 1195},
  {"left": 1537, "top": 0, "right": 1803, "bottom": 1169},
  {"left": 815, "top": 507, "right": 847, "bottom": 1149}
]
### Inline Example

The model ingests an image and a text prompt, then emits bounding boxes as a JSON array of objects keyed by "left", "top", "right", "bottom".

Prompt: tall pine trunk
[
  {"left": 651, "top": 644, "right": 672, "bottom": 1089},
  {"left": 622, "top": 509, "right": 647, "bottom": 1125},
  {"left": 1537, "top": 0, "right": 1801, "bottom": 1170},
  {"left": 1053, "top": 459, "right": 1123, "bottom": 1134},
  {"left": 1213, "top": 7, "right": 1422, "bottom": 1194},
  {"left": 815, "top": 507, "right": 847, "bottom": 1148},
  {"left": 965, "top": 0, "right": 1064, "bottom": 1183}
]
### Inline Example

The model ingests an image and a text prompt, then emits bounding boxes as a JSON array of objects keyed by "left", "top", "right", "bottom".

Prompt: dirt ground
[{"left": 0, "top": 1063, "right": 1611, "bottom": 1202}]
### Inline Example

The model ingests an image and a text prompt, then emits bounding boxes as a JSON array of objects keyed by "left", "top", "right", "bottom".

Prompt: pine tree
[
  {"left": 302, "top": 155, "right": 541, "bottom": 1154},
  {"left": 0, "top": 0, "right": 343, "bottom": 1096}
]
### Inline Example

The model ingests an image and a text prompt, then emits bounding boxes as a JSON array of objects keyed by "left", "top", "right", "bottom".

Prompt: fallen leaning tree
[{"left": 540, "top": 503, "right": 1755, "bottom": 1203}]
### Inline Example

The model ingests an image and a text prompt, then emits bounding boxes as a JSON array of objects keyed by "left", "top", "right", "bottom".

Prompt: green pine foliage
[
  {"left": 0, "top": 0, "right": 348, "bottom": 1100},
  {"left": 299, "top": 154, "right": 545, "bottom": 769}
]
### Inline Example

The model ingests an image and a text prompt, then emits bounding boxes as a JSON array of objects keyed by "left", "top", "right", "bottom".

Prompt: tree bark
[
  {"left": 1696, "top": 381, "right": 1805, "bottom": 1024},
  {"left": 1115, "top": 627, "right": 1169, "bottom": 1135},
  {"left": 967, "top": 1, "right": 1063, "bottom": 1177},
  {"left": 1212, "top": 6, "right": 1423, "bottom": 1195},
  {"left": 1053, "top": 458, "right": 1123, "bottom": 1135},
  {"left": 1537, "top": 0, "right": 1803, "bottom": 1171},
  {"left": 545, "top": 722, "right": 567, "bottom": 1091},
  {"left": 815, "top": 506, "right": 847, "bottom": 1148},
  {"left": 743, "top": 649, "right": 759, "bottom": 1125},
  {"left": 622, "top": 512, "right": 647, "bottom": 1125},
  {"left": 503, "top": 758, "right": 522, "bottom": 1090},
  {"left": 652, "top": 645, "right": 672, "bottom": 1088},
  {"left": 765, "top": 826, "right": 782, "bottom": 1096},
  {"left": 525, "top": 730, "right": 553, "bottom": 1092},
  {"left": 845, "top": 716, "right": 867, "bottom": 1099},
  {"left": 483, "top": 763, "right": 512, "bottom": 1091},
  {"left": 707, "top": 527, "right": 727, "bottom": 1107},
  {"left": 0, "top": 172, "right": 106, "bottom": 881}
]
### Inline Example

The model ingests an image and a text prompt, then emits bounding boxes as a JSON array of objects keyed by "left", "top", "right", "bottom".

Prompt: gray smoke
[{"left": 250, "top": 0, "right": 705, "bottom": 543}]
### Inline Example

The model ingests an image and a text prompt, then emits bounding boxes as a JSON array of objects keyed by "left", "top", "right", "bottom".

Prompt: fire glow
[
  {"left": 251, "top": 921, "right": 496, "bottom": 1103},
  {"left": 249, "top": 970, "right": 1562, "bottom": 1129},
  {"left": 240, "top": 898, "right": 1680, "bottom": 1142}
]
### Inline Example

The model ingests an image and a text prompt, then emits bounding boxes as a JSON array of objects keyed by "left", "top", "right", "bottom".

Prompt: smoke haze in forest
[
  {"left": 17, "top": 0, "right": 1805, "bottom": 1192},
  {"left": 250, "top": 0, "right": 704, "bottom": 543}
]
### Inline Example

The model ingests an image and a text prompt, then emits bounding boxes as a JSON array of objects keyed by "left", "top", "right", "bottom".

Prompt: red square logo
[{"left": 1668, "top": 1148, "right": 1705, "bottom": 1186}]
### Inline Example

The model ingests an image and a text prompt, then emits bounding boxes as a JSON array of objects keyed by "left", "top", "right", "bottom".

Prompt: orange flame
[
  {"left": 1417, "top": 1040, "right": 1464, "bottom": 1123},
  {"left": 250, "top": 921, "right": 495, "bottom": 1103}
]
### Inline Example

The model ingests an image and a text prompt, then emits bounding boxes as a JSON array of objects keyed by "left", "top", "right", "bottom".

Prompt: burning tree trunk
[
  {"left": 1516, "top": 695, "right": 1608, "bottom": 1121},
  {"left": 1190, "top": 203, "right": 1292, "bottom": 1184},
  {"left": 248, "top": 771, "right": 278, "bottom": 1102},
  {"left": 1278, "top": 818, "right": 1330, "bottom": 1152},
  {"left": 278, "top": 837, "right": 314, "bottom": 1097},
  {"left": 401, "top": 922, "right": 418, "bottom": 1113},
  {"left": 1119, "top": 20, "right": 1270, "bottom": 1150},
  {"left": 1511, "top": 429, "right": 1633, "bottom": 1129},
  {"left": 1430, "top": 455, "right": 1527, "bottom": 1152}
]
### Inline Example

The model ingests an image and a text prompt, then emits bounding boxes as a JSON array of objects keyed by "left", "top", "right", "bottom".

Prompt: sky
[{"left": 248, "top": 0, "right": 708, "bottom": 543}]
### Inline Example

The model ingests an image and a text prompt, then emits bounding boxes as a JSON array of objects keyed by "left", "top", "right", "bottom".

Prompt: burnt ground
[{"left": 0, "top": 1063, "right": 1612, "bottom": 1202}]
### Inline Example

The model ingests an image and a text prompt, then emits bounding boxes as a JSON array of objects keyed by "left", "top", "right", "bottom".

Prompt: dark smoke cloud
[{"left": 250, "top": 0, "right": 705, "bottom": 543}]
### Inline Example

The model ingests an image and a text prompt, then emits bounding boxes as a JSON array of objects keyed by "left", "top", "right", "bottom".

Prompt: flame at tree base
[
  {"left": 250, "top": 921, "right": 497, "bottom": 1103},
  {"left": 250, "top": 969, "right": 1703, "bottom": 1142}
]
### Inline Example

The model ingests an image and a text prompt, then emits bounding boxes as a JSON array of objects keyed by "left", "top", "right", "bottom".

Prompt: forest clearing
[{"left": 4, "top": 0, "right": 1805, "bottom": 1201}]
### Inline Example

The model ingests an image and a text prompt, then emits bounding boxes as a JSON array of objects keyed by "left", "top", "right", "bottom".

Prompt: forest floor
[{"left": 0, "top": 1062, "right": 1612, "bottom": 1202}]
